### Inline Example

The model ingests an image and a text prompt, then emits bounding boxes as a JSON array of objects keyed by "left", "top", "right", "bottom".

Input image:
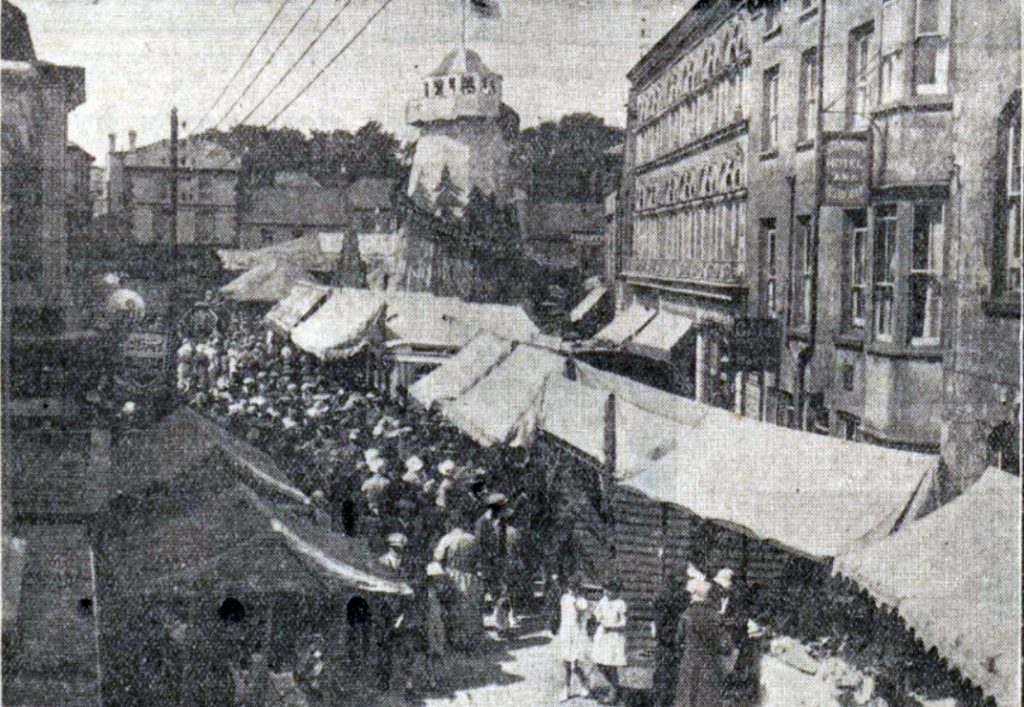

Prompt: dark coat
[{"left": 673, "top": 601, "right": 731, "bottom": 707}]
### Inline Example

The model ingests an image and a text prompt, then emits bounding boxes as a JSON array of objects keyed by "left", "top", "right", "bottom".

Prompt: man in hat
[
  {"left": 378, "top": 533, "right": 408, "bottom": 574},
  {"left": 434, "top": 512, "right": 482, "bottom": 651}
]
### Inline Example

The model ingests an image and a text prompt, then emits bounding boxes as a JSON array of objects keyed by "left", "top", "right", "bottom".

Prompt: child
[
  {"left": 556, "top": 573, "right": 592, "bottom": 701},
  {"left": 592, "top": 580, "right": 628, "bottom": 705}
]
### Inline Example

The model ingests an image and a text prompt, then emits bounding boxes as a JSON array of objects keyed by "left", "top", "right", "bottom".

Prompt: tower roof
[{"left": 428, "top": 48, "right": 497, "bottom": 78}]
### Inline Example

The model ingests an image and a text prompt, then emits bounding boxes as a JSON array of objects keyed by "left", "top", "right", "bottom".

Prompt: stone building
[
  {"left": 238, "top": 183, "right": 351, "bottom": 249},
  {"left": 107, "top": 134, "right": 240, "bottom": 247},
  {"left": 611, "top": 0, "right": 1021, "bottom": 479},
  {"left": 610, "top": 0, "right": 751, "bottom": 404},
  {"left": 406, "top": 47, "right": 519, "bottom": 210}
]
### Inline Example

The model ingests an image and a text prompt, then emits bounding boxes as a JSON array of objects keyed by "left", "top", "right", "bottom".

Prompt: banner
[
  {"left": 122, "top": 332, "right": 167, "bottom": 360},
  {"left": 731, "top": 317, "right": 780, "bottom": 372}
]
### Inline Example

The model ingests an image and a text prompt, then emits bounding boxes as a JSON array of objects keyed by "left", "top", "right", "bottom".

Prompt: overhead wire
[
  {"left": 211, "top": 0, "right": 325, "bottom": 130},
  {"left": 190, "top": 0, "right": 294, "bottom": 135}
]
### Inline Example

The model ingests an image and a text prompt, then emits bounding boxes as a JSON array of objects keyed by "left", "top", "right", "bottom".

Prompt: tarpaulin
[
  {"left": 540, "top": 374, "right": 610, "bottom": 464},
  {"left": 623, "top": 415, "right": 938, "bottom": 559},
  {"left": 592, "top": 304, "right": 656, "bottom": 345},
  {"left": 408, "top": 332, "right": 514, "bottom": 409},
  {"left": 833, "top": 469, "right": 1021, "bottom": 706},
  {"left": 290, "top": 288, "right": 385, "bottom": 361},
  {"left": 220, "top": 260, "right": 317, "bottom": 304},
  {"left": 264, "top": 282, "right": 332, "bottom": 334}
]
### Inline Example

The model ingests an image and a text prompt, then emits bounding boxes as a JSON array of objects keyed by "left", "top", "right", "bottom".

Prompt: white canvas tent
[
  {"left": 833, "top": 469, "right": 1021, "bottom": 706},
  {"left": 622, "top": 416, "right": 938, "bottom": 559},
  {"left": 264, "top": 282, "right": 332, "bottom": 334},
  {"left": 220, "top": 260, "right": 316, "bottom": 304},
  {"left": 408, "top": 332, "right": 514, "bottom": 409},
  {"left": 290, "top": 288, "right": 385, "bottom": 361}
]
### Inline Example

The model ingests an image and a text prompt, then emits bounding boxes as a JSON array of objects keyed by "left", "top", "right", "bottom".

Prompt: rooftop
[{"left": 428, "top": 47, "right": 499, "bottom": 78}]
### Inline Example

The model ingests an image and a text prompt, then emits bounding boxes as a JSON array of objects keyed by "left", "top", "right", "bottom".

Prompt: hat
[
  {"left": 348, "top": 429, "right": 360, "bottom": 441},
  {"left": 426, "top": 561, "right": 444, "bottom": 577},
  {"left": 686, "top": 575, "right": 713, "bottom": 601},
  {"left": 367, "top": 457, "right": 386, "bottom": 474},
  {"left": 685, "top": 564, "right": 704, "bottom": 581},
  {"left": 364, "top": 448, "right": 381, "bottom": 463},
  {"left": 485, "top": 492, "right": 508, "bottom": 507},
  {"left": 405, "top": 456, "right": 424, "bottom": 474},
  {"left": 386, "top": 532, "right": 408, "bottom": 549},
  {"left": 437, "top": 459, "right": 456, "bottom": 476},
  {"left": 713, "top": 568, "right": 734, "bottom": 590},
  {"left": 121, "top": 401, "right": 137, "bottom": 415},
  {"left": 401, "top": 469, "right": 422, "bottom": 485}
]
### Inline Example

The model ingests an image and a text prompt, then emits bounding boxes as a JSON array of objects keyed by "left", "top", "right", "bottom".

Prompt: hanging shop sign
[
  {"left": 731, "top": 317, "right": 781, "bottom": 372},
  {"left": 822, "top": 132, "right": 870, "bottom": 207}
]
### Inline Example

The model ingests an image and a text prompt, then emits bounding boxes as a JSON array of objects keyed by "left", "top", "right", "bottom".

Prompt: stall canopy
[
  {"left": 218, "top": 233, "right": 336, "bottom": 272},
  {"left": 383, "top": 292, "right": 469, "bottom": 350},
  {"left": 290, "top": 288, "right": 385, "bottom": 361},
  {"left": 220, "top": 260, "right": 317, "bottom": 304},
  {"left": 592, "top": 304, "right": 656, "bottom": 345},
  {"left": 540, "top": 374, "right": 611, "bottom": 463},
  {"left": 624, "top": 309, "right": 694, "bottom": 362},
  {"left": 833, "top": 469, "right": 1020, "bottom": 707},
  {"left": 441, "top": 344, "right": 564, "bottom": 447},
  {"left": 623, "top": 415, "right": 938, "bottom": 559},
  {"left": 408, "top": 332, "right": 514, "bottom": 409},
  {"left": 452, "top": 302, "right": 540, "bottom": 344},
  {"left": 264, "top": 282, "right": 332, "bottom": 334},
  {"left": 570, "top": 286, "right": 609, "bottom": 324}
]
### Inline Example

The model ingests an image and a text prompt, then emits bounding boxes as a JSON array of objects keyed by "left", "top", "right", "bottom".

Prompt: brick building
[{"left": 611, "top": 0, "right": 1020, "bottom": 485}]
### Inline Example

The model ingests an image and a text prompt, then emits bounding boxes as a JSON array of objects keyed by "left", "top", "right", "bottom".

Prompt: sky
[{"left": 18, "top": 0, "right": 695, "bottom": 164}]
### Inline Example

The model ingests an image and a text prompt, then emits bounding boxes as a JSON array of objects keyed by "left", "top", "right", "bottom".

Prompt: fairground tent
[
  {"left": 290, "top": 288, "right": 385, "bottom": 361},
  {"left": 622, "top": 415, "right": 938, "bottom": 559},
  {"left": 592, "top": 303, "right": 656, "bottom": 345},
  {"left": 408, "top": 332, "right": 515, "bottom": 409},
  {"left": 440, "top": 344, "right": 565, "bottom": 447},
  {"left": 220, "top": 260, "right": 316, "bottom": 304},
  {"left": 833, "top": 469, "right": 1021, "bottom": 706},
  {"left": 264, "top": 282, "right": 332, "bottom": 335},
  {"left": 218, "top": 233, "right": 337, "bottom": 272}
]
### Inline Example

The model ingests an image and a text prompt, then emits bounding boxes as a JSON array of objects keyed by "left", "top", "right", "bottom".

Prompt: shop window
[
  {"left": 880, "top": 0, "right": 905, "bottom": 103},
  {"left": 913, "top": 0, "right": 950, "bottom": 95},
  {"left": 844, "top": 210, "right": 869, "bottom": 329},
  {"left": 762, "top": 65, "right": 780, "bottom": 152},
  {"left": 996, "top": 95, "right": 1022, "bottom": 297},
  {"left": 798, "top": 48, "right": 818, "bottom": 144},
  {"left": 873, "top": 205, "right": 898, "bottom": 340},
  {"left": 791, "top": 216, "right": 813, "bottom": 328},
  {"left": 838, "top": 412, "right": 862, "bottom": 441},
  {"left": 909, "top": 203, "right": 944, "bottom": 344},
  {"left": 762, "top": 219, "right": 778, "bottom": 318},
  {"left": 848, "top": 24, "right": 874, "bottom": 129}
]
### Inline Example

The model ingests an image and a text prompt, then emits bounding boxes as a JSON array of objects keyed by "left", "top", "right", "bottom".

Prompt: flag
[{"left": 470, "top": 0, "right": 500, "bottom": 19}]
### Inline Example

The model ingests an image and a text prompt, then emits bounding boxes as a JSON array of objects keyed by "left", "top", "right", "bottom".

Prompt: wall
[{"left": 407, "top": 120, "right": 512, "bottom": 207}]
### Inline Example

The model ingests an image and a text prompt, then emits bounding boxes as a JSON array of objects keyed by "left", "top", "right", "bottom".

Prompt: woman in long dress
[
  {"left": 556, "top": 573, "right": 592, "bottom": 701},
  {"left": 674, "top": 573, "right": 732, "bottom": 707},
  {"left": 592, "top": 580, "right": 628, "bottom": 705}
]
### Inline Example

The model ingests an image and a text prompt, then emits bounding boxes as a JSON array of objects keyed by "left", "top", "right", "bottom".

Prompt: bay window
[
  {"left": 1001, "top": 99, "right": 1022, "bottom": 295},
  {"left": 909, "top": 203, "right": 944, "bottom": 344},
  {"left": 848, "top": 24, "right": 874, "bottom": 129},
  {"left": 873, "top": 206, "right": 898, "bottom": 339}
]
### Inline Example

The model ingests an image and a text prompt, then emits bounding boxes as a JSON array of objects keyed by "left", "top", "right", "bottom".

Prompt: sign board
[
  {"left": 732, "top": 317, "right": 781, "bottom": 371},
  {"left": 822, "top": 133, "right": 870, "bottom": 206},
  {"left": 122, "top": 332, "right": 167, "bottom": 360}
]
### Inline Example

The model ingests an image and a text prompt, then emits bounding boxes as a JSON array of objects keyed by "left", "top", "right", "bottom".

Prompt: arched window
[{"left": 218, "top": 597, "right": 246, "bottom": 623}]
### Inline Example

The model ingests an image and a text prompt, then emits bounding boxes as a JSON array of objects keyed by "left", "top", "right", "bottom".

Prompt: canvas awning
[
  {"left": 540, "top": 374, "right": 610, "bottom": 464},
  {"left": 384, "top": 291, "right": 467, "bottom": 350},
  {"left": 409, "top": 332, "right": 514, "bottom": 409},
  {"left": 264, "top": 282, "right": 332, "bottom": 334},
  {"left": 570, "top": 286, "right": 609, "bottom": 323},
  {"left": 220, "top": 260, "right": 317, "bottom": 304},
  {"left": 833, "top": 469, "right": 1021, "bottom": 707},
  {"left": 623, "top": 416, "right": 938, "bottom": 559},
  {"left": 441, "top": 344, "right": 564, "bottom": 447},
  {"left": 290, "top": 288, "right": 385, "bottom": 361},
  {"left": 624, "top": 309, "right": 694, "bottom": 362},
  {"left": 452, "top": 302, "right": 540, "bottom": 343},
  {"left": 592, "top": 304, "right": 656, "bottom": 345}
]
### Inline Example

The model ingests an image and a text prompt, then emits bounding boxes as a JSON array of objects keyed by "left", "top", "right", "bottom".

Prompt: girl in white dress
[
  {"left": 556, "top": 574, "right": 592, "bottom": 701},
  {"left": 592, "top": 580, "right": 628, "bottom": 705}
]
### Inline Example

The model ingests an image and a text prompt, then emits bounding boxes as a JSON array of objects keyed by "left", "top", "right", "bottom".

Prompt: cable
[
  {"left": 191, "top": 0, "right": 294, "bottom": 135},
  {"left": 265, "top": 0, "right": 397, "bottom": 127},
  {"left": 234, "top": 0, "right": 357, "bottom": 127},
  {"left": 212, "top": 0, "right": 324, "bottom": 130}
]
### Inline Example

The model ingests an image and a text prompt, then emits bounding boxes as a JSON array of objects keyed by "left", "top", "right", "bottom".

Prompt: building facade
[
  {"left": 615, "top": 0, "right": 751, "bottom": 405},
  {"left": 613, "top": 0, "right": 1021, "bottom": 486},
  {"left": 238, "top": 184, "right": 351, "bottom": 249},
  {"left": 107, "top": 134, "right": 240, "bottom": 247}
]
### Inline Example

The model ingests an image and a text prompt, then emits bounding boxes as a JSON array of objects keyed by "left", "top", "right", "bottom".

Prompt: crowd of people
[{"left": 175, "top": 300, "right": 535, "bottom": 698}]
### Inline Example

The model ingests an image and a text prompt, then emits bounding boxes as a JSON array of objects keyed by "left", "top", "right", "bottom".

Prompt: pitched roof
[
  {"left": 2, "top": 1, "right": 35, "bottom": 61},
  {"left": 121, "top": 136, "right": 241, "bottom": 170},
  {"left": 243, "top": 184, "right": 350, "bottom": 227},
  {"left": 345, "top": 177, "right": 393, "bottom": 210},
  {"left": 428, "top": 47, "right": 497, "bottom": 77}
]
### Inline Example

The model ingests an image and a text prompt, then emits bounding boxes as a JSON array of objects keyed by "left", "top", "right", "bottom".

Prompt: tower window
[
  {"left": 433, "top": 79, "right": 445, "bottom": 96},
  {"left": 461, "top": 76, "right": 476, "bottom": 95}
]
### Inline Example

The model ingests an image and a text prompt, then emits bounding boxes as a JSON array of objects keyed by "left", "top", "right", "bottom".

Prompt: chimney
[
  {"left": 108, "top": 133, "right": 116, "bottom": 154},
  {"left": 128, "top": 130, "right": 137, "bottom": 151}
]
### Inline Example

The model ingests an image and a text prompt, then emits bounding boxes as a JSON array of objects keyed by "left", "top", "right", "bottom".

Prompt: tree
[
  {"left": 512, "top": 113, "right": 625, "bottom": 202},
  {"left": 433, "top": 164, "right": 462, "bottom": 222}
]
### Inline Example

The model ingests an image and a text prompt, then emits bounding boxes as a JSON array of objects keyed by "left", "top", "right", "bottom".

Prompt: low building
[
  {"left": 345, "top": 176, "right": 397, "bottom": 233},
  {"left": 238, "top": 184, "right": 352, "bottom": 249},
  {"left": 516, "top": 199, "right": 606, "bottom": 277}
]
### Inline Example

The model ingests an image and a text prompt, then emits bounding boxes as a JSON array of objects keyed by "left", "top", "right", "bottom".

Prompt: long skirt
[{"left": 447, "top": 569, "right": 483, "bottom": 650}]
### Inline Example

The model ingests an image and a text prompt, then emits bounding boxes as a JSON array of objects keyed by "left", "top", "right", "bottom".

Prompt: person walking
[
  {"left": 653, "top": 574, "right": 689, "bottom": 707},
  {"left": 674, "top": 571, "right": 732, "bottom": 707},
  {"left": 423, "top": 562, "right": 449, "bottom": 692},
  {"left": 592, "top": 580, "right": 628, "bottom": 705},
  {"left": 556, "top": 573, "right": 592, "bottom": 702},
  {"left": 433, "top": 512, "right": 483, "bottom": 651}
]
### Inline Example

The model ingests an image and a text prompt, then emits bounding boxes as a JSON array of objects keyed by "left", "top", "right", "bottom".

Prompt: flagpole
[{"left": 461, "top": 0, "right": 467, "bottom": 53}]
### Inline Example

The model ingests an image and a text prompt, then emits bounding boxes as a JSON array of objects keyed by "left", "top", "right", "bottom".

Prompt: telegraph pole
[{"left": 165, "top": 107, "right": 180, "bottom": 407}]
